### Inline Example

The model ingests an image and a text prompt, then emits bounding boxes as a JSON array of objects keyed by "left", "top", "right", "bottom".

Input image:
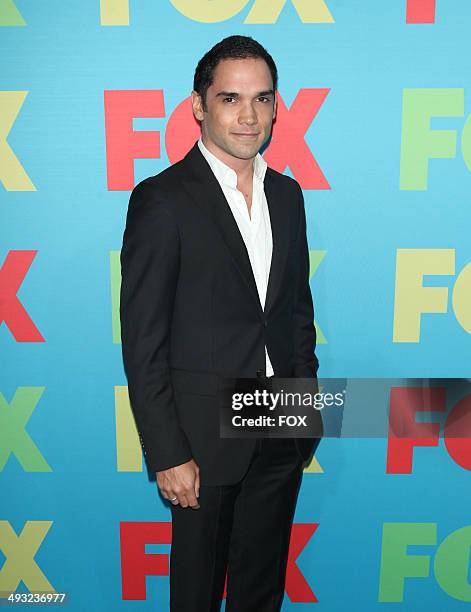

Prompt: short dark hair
[{"left": 193, "top": 35, "right": 278, "bottom": 109}]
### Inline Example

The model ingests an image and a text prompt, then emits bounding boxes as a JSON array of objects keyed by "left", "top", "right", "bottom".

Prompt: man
[{"left": 120, "top": 35, "right": 322, "bottom": 611}]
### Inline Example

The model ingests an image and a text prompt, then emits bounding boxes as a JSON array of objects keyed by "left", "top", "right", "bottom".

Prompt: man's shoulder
[
  {"left": 265, "top": 166, "right": 302, "bottom": 194},
  {"left": 265, "top": 167, "right": 303, "bottom": 210},
  {"left": 131, "top": 156, "right": 189, "bottom": 200},
  {"left": 125, "top": 155, "right": 195, "bottom": 224}
]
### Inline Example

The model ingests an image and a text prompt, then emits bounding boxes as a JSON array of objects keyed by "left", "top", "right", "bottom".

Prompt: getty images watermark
[
  {"left": 231, "top": 387, "right": 345, "bottom": 428},
  {"left": 219, "top": 378, "right": 471, "bottom": 440},
  {"left": 218, "top": 377, "right": 344, "bottom": 438}
]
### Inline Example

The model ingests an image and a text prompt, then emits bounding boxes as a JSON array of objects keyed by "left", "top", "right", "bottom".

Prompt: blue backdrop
[{"left": 2, "top": 1, "right": 471, "bottom": 609}]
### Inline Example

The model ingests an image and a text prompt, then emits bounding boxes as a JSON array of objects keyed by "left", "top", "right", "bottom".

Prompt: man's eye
[
  {"left": 223, "top": 97, "right": 236, "bottom": 103},
  {"left": 257, "top": 97, "right": 270, "bottom": 103}
]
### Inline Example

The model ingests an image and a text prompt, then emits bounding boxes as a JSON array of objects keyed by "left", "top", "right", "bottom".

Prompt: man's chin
[{"left": 228, "top": 144, "right": 261, "bottom": 160}]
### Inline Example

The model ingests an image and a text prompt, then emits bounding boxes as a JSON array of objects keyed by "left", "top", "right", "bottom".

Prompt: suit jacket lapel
[
  {"left": 180, "top": 143, "right": 291, "bottom": 316},
  {"left": 181, "top": 143, "right": 263, "bottom": 313}
]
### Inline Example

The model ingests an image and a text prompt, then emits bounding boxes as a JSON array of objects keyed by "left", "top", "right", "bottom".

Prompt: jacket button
[
  {"left": 257, "top": 369, "right": 266, "bottom": 378},
  {"left": 263, "top": 319, "right": 268, "bottom": 327}
]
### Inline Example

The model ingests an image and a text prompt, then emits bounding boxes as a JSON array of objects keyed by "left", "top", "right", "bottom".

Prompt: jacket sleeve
[
  {"left": 119, "top": 180, "right": 192, "bottom": 473},
  {"left": 292, "top": 182, "right": 320, "bottom": 378}
]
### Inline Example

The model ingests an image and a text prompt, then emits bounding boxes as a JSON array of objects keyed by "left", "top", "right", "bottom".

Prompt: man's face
[{"left": 192, "top": 57, "right": 277, "bottom": 165}]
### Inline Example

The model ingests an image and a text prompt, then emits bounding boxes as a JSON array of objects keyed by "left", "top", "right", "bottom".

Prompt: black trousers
[{"left": 169, "top": 437, "right": 304, "bottom": 611}]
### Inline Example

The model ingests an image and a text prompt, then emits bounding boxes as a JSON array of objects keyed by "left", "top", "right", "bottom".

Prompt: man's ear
[
  {"left": 192, "top": 90, "right": 204, "bottom": 121},
  {"left": 273, "top": 92, "right": 278, "bottom": 121}
]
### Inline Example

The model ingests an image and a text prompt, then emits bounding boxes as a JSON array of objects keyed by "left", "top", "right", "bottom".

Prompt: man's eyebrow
[
  {"left": 215, "top": 91, "right": 240, "bottom": 98},
  {"left": 215, "top": 90, "right": 275, "bottom": 98}
]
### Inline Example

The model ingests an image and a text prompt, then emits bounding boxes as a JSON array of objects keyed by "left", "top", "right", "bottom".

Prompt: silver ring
[{"left": 170, "top": 496, "right": 178, "bottom": 501}]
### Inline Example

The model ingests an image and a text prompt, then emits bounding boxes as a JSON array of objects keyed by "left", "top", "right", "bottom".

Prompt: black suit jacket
[{"left": 120, "top": 142, "right": 322, "bottom": 485}]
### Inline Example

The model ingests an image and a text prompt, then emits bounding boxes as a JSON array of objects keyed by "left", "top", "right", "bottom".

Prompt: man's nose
[{"left": 238, "top": 102, "right": 257, "bottom": 125}]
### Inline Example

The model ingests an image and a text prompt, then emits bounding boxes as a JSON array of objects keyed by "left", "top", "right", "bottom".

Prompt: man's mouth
[{"left": 231, "top": 132, "right": 260, "bottom": 138}]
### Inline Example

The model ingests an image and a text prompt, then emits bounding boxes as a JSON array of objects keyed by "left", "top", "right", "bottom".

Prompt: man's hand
[{"left": 157, "top": 459, "right": 200, "bottom": 509}]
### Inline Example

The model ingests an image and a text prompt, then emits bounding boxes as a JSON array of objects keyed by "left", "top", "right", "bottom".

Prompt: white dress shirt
[{"left": 197, "top": 138, "right": 274, "bottom": 377}]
